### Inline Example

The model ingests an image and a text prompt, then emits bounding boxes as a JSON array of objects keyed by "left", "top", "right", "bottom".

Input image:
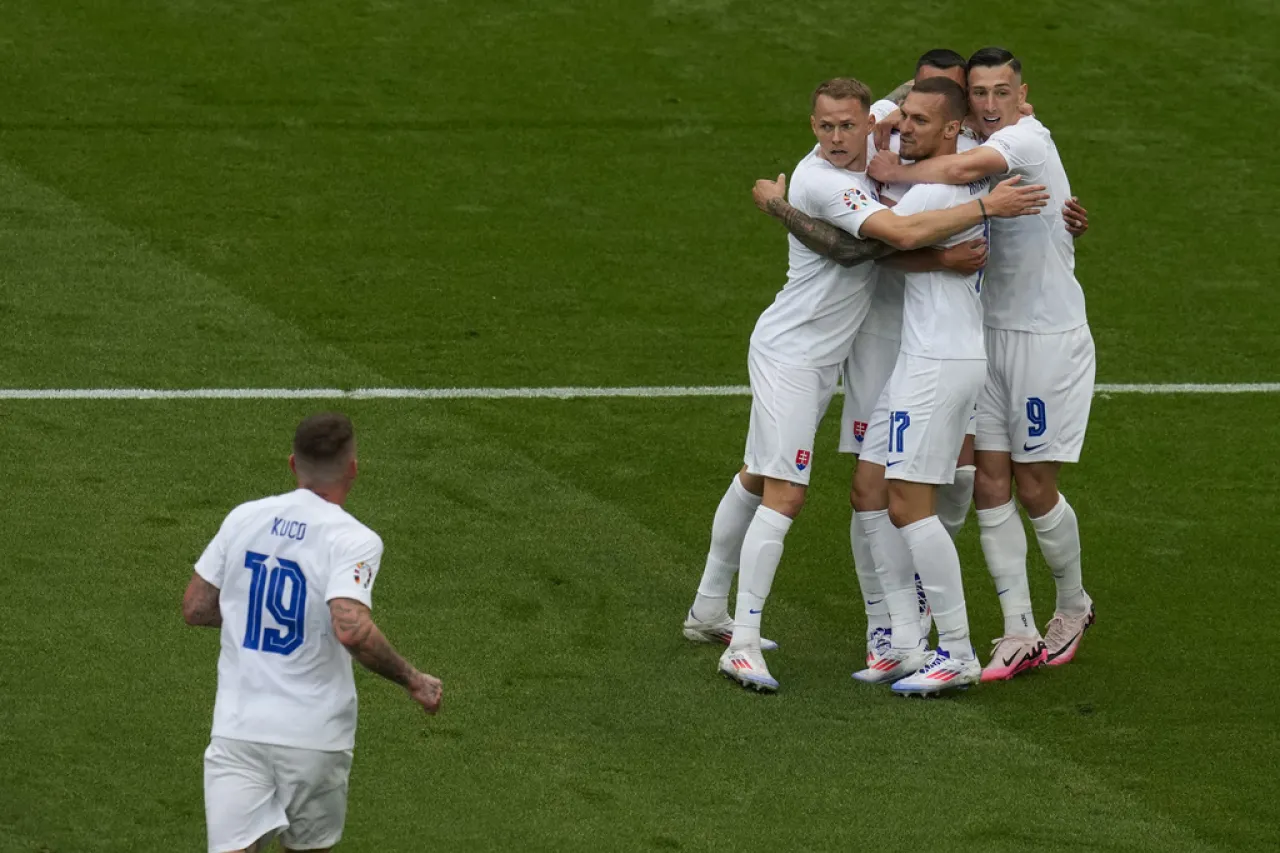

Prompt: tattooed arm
[
  {"left": 761, "top": 196, "right": 896, "bottom": 267},
  {"left": 330, "top": 598, "right": 443, "bottom": 713},
  {"left": 183, "top": 573, "right": 222, "bottom": 627},
  {"left": 883, "top": 79, "right": 914, "bottom": 106}
]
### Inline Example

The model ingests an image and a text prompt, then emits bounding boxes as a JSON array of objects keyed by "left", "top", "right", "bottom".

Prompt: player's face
[
  {"left": 915, "top": 64, "right": 967, "bottom": 90},
  {"left": 810, "top": 95, "right": 873, "bottom": 169},
  {"left": 897, "top": 92, "right": 960, "bottom": 161},
  {"left": 968, "top": 64, "right": 1027, "bottom": 135}
]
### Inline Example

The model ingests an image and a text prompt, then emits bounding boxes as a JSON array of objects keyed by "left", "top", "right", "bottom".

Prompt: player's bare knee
[
  {"left": 762, "top": 478, "right": 806, "bottom": 518},
  {"left": 1015, "top": 478, "right": 1059, "bottom": 518},
  {"left": 850, "top": 464, "right": 886, "bottom": 512},
  {"left": 737, "top": 467, "right": 765, "bottom": 497},
  {"left": 973, "top": 464, "right": 1012, "bottom": 509}
]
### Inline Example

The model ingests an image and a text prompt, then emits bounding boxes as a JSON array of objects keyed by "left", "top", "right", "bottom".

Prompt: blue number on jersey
[
  {"left": 1026, "top": 397, "right": 1047, "bottom": 438},
  {"left": 242, "top": 551, "right": 307, "bottom": 655},
  {"left": 889, "top": 411, "right": 911, "bottom": 453}
]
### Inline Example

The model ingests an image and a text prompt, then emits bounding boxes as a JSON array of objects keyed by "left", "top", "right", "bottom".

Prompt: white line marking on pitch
[{"left": 0, "top": 383, "right": 1278, "bottom": 401}]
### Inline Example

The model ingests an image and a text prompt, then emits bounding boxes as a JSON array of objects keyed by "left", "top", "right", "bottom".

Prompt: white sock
[
  {"left": 691, "top": 476, "right": 761, "bottom": 621},
  {"left": 730, "top": 506, "right": 792, "bottom": 649},
  {"left": 858, "top": 509, "right": 921, "bottom": 650},
  {"left": 976, "top": 500, "right": 1037, "bottom": 638},
  {"left": 1030, "top": 494, "right": 1088, "bottom": 616},
  {"left": 937, "top": 465, "right": 975, "bottom": 539},
  {"left": 851, "top": 512, "right": 890, "bottom": 633},
  {"left": 901, "top": 516, "right": 973, "bottom": 660}
]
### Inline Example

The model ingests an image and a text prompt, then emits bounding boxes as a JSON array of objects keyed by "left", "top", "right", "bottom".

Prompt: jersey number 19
[{"left": 243, "top": 551, "right": 307, "bottom": 655}]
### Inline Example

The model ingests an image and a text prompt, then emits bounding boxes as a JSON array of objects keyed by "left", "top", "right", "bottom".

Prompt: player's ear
[
  {"left": 288, "top": 453, "right": 297, "bottom": 477},
  {"left": 1019, "top": 83, "right": 1029, "bottom": 104},
  {"left": 348, "top": 456, "right": 358, "bottom": 481},
  {"left": 810, "top": 113, "right": 819, "bottom": 136}
]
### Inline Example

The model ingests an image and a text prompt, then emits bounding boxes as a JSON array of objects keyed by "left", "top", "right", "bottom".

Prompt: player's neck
[{"left": 299, "top": 482, "right": 349, "bottom": 506}]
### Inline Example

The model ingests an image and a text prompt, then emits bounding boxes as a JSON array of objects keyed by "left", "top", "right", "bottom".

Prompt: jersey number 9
[{"left": 243, "top": 551, "right": 307, "bottom": 655}]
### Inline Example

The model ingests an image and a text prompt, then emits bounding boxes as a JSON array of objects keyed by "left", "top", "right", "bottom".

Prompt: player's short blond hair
[{"left": 811, "top": 78, "right": 873, "bottom": 113}]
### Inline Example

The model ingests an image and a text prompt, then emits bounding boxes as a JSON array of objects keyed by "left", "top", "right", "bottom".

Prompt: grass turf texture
[{"left": 1, "top": 0, "right": 1278, "bottom": 850}]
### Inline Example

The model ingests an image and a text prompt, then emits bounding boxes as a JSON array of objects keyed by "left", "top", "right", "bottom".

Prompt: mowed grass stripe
[{"left": 2, "top": 382, "right": 1279, "bottom": 400}]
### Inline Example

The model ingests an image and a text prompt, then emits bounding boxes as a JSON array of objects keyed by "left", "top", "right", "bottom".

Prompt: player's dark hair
[
  {"left": 909, "top": 77, "right": 968, "bottom": 121},
  {"left": 916, "top": 49, "right": 966, "bottom": 73},
  {"left": 293, "top": 411, "right": 356, "bottom": 480},
  {"left": 811, "top": 77, "right": 873, "bottom": 112},
  {"left": 967, "top": 46, "right": 1022, "bottom": 75}
]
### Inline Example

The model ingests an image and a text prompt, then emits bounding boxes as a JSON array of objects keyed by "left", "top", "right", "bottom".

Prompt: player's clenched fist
[
  {"left": 409, "top": 671, "right": 443, "bottom": 715},
  {"left": 752, "top": 174, "right": 787, "bottom": 212}
]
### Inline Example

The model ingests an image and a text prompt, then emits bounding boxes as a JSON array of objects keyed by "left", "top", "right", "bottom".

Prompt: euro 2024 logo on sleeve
[
  {"left": 842, "top": 187, "right": 871, "bottom": 211},
  {"left": 795, "top": 449, "right": 811, "bottom": 471},
  {"left": 353, "top": 561, "right": 376, "bottom": 589}
]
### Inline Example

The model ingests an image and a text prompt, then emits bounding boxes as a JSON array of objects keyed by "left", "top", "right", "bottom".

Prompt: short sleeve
[
  {"left": 889, "top": 183, "right": 949, "bottom": 218},
  {"left": 982, "top": 121, "right": 1047, "bottom": 174},
  {"left": 810, "top": 175, "right": 889, "bottom": 239},
  {"left": 194, "top": 511, "right": 236, "bottom": 587},
  {"left": 869, "top": 99, "right": 899, "bottom": 122},
  {"left": 325, "top": 529, "right": 384, "bottom": 610}
]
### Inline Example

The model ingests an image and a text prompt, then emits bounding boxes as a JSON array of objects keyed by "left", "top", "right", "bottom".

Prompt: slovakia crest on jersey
[
  {"left": 842, "top": 187, "right": 871, "bottom": 211},
  {"left": 853, "top": 421, "right": 868, "bottom": 442},
  {"left": 795, "top": 449, "right": 811, "bottom": 471}
]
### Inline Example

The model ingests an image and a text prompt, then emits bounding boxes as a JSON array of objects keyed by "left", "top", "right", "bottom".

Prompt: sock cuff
[
  {"left": 755, "top": 505, "right": 794, "bottom": 534},
  {"left": 976, "top": 499, "right": 1017, "bottom": 528},
  {"left": 730, "top": 475, "right": 764, "bottom": 508},
  {"left": 856, "top": 509, "right": 889, "bottom": 524},
  {"left": 1030, "top": 494, "right": 1069, "bottom": 531},
  {"left": 900, "top": 515, "right": 946, "bottom": 547},
  {"left": 954, "top": 464, "right": 976, "bottom": 475}
]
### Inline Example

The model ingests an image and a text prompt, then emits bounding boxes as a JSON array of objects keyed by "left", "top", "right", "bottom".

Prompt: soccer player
[
  {"left": 869, "top": 47, "right": 1097, "bottom": 681},
  {"left": 685, "top": 77, "right": 1047, "bottom": 693},
  {"left": 183, "top": 412, "right": 442, "bottom": 853}
]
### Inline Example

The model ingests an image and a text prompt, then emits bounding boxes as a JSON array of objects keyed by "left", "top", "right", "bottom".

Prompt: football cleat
[
  {"left": 853, "top": 639, "right": 932, "bottom": 684},
  {"left": 980, "top": 635, "right": 1047, "bottom": 682},
  {"left": 683, "top": 610, "right": 777, "bottom": 651},
  {"left": 718, "top": 646, "right": 779, "bottom": 693},
  {"left": 1044, "top": 594, "right": 1095, "bottom": 666},
  {"left": 891, "top": 648, "right": 981, "bottom": 696}
]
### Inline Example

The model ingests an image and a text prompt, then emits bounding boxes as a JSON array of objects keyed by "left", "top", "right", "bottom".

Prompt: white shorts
[
  {"left": 860, "top": 353, "right": 986, "bottom": 484},
  {"left": 976, "top": 325, "right": 1096, "bottom": 463},
  {"left": 204, "top": 737, "right": 353, "bottom": 853},
  {"left": 743, "top": 345, "right": 839, "bottom": 486},
  {"left": 838, "top": 331, "right": 899, "bottom": 454}
]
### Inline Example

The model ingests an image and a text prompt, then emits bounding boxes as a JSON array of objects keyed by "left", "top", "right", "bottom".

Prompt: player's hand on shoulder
[
  {"left": 986, "top": 176, "right": 1049, "bottom": 218},
  {"left": 1063, "top": 196, "right": 1089, "bottom": 237},
  {"left": 1019, "top": 102, "right": 1035, "bottom": 116},
  {"left": 752, "top": 173, "right": 787, "bottom": 213},
  {"left": 941, "top": 238, "right": 988, "bottom": 275},
  {"left": 408, "top": 670, "right": 443, "bottom": 715},
  {"left": 866, "top": 151, "right": 901, "bottom": 183},
  {"left": 873, "top": 110, "right": 901, "bottom": 151}
]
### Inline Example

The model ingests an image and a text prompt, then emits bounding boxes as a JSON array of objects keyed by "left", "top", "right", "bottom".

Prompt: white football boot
[
  {"left": 718, "top": 646, "right": 779, "bottom": 693},
  {"left": 891, "top": 648, "right": 981, "bottom": 696},
  {"left": 683, "top": 610, "right": 778, "bottom": 651},
  {"left": 853, "top": 637, "right": 933, "bottom": 685}
]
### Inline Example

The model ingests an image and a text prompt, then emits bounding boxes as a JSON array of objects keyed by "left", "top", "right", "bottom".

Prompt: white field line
[{"left": 0, "top": 383, "right": 1278, "bottom": 401}]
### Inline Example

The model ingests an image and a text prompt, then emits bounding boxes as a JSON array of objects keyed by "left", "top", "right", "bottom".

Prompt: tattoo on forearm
[
  {"left": 883, "top": 80, "right": 913, "bottom": 106},
  {"left": 332, "top": 600, "right": 414, "bottom": 686},
  {"left": 765, "top": 198, "right": 896, "bottom": 266}
]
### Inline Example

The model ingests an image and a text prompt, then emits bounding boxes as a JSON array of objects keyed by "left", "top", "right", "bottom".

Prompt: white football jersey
[
  {"left": 860, "top": 124, "right": 979, "bottom": 342},
  {"left": 890, "top": 178, "right": 991, "bottom": 360},
  {"left": 749, "top": 144, "right": 887, "bottom": 368},
  {"left": 980, "top": 116, "right": 1087, "bottom": 333},
  {"left": 195, "top": 488, "right": 383, "bottom": 751}
]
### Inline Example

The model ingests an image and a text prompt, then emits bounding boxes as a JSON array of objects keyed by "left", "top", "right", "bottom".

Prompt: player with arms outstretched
[
  {"left": 870, "top": 47, "right": 1097, "bottom": 680},
  {"left": 183, "top": 412, "right": 442, "bottom": 853}
]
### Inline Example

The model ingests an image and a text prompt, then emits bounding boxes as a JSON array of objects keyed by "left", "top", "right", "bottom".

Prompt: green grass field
[{"left": 2, "top": 1, "right": 1279, "bottom": 851}]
